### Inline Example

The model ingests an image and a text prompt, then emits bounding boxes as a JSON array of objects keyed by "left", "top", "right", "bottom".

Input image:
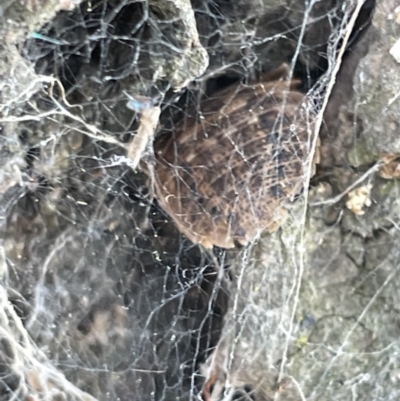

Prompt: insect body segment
[{"left": 154, "top": 76, "right": 316, "bottom": 248}]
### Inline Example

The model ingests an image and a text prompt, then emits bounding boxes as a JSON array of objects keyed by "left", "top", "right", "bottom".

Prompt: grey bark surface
[{"left": 1, "top": 1, "right": 399, "bottom": 401}]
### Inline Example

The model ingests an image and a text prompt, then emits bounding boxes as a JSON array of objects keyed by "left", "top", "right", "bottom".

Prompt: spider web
[{"left": 2, "top": 0, "right": 400, "bottom": 400}]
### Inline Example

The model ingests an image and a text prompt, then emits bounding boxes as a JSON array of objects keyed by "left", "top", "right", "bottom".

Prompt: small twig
[
  {"left": 127, "top": 103, "right": 161, "bottom": 169},
  {"left": 310, "top": 161, "right": 383, "bottom": 207}
]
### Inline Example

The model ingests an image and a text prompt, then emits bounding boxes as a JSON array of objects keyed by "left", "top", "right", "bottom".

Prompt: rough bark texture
[{"left": 1, "top": 1, "right": 399, "bottom": 401}]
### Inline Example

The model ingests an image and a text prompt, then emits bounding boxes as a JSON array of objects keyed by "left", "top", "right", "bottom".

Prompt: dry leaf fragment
[
  {"left": 379, "top": 155, "right": 400, "bottom": 179},
  {"left": 345, "top": 184, "right": 372, "bottom": 215}
]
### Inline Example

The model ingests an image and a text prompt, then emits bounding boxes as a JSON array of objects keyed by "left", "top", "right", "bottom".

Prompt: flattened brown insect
[{"left": 153, "top": 65, "right": 318, "bottom": 249}]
